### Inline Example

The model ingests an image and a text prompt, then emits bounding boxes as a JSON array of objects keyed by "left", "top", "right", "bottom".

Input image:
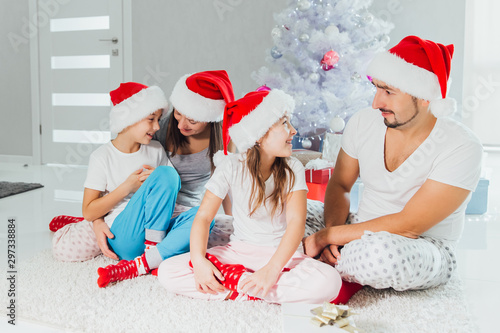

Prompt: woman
[{"left": 153, "top": 70, "right": 234, "bottom": 216}]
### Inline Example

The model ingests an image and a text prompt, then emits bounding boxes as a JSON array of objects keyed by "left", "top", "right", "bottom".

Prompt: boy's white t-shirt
[
  {"left": 206, "top": 153, "right": 308, "bottom": 248},
  {"left": 84, "top": 140, "right": 171, "bottom": 227},
  {"left": 342, "top": 108, "right": 483, "bottom": 242}
]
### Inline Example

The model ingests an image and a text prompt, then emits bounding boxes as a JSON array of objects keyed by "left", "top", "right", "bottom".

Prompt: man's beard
[{"left": 383, "top": 99, "right": 419, "bottom": 128}]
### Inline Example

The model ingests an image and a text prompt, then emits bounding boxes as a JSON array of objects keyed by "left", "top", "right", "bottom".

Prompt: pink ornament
[
  {"left": 321, "top": 50, "right": 340, "bottom": 71},
  {"left": 256, "top": 85, "right": 271, "bottom": 92}
]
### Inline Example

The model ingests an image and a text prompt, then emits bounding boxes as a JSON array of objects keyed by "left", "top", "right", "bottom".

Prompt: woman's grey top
[{"left": 153, "top": 116, "right": 211, "bottom": 208}]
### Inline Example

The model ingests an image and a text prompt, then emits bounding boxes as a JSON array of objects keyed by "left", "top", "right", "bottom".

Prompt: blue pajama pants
[{"left": 108, "top": 166, "right": 212, "bottom": 261}]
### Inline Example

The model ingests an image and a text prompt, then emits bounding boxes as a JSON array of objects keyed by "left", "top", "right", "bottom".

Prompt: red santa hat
[
  {"left": 109, "top": 82, "right": 168, "bottom": 134},
  {"left": 170, "top": 70, "right": 235, "bottom": 122},
  {"left": 223, "top": 89, "right": 295, "bottom": 154},
  {"left": 367, "top": 35, "right": 455, "bottom": 117}
]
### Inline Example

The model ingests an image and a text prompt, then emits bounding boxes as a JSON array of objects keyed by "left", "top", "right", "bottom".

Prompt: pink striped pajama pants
[{"left": 158, "top": 241, "right": 341, "bottom": 304}]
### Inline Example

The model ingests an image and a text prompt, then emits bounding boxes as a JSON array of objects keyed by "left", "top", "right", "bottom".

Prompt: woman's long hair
[
  {"left": 245, "top": 145, "right": 295, "bottom": 218},
  {"left": 165, "top": 110, "right": 223, "bottom": 171}
]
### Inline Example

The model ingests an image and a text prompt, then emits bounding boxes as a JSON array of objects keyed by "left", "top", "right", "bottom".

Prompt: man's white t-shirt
[
  {"left": 84, "top": 140, "right": 171, "bottom": 227},
  {"left": 342, "top": 108, "right": 483, "bottom": 242},
  {"left": 206, "top": 153, "right": 308, "bottom": 248}
]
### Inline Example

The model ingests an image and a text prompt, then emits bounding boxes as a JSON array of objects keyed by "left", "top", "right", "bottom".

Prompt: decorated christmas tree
[{"left": 253, "top": 0, "right": 393, "bottom": 151}]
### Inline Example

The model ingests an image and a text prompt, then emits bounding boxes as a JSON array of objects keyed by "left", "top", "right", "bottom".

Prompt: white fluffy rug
[{"left": 7, "top": 250, "right": 476, "bottom": 333}]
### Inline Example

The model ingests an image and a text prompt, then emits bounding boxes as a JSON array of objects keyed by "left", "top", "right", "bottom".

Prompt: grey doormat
[{"left": 0, "top": 181, "right": 44, "bottom": 199}]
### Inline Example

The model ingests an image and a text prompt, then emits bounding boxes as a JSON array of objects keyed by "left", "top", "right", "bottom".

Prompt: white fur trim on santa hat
[
  {"left": 229, "top": 89, "right": 295, "bottom": 153},
  {"left": 367, "top": 51, "right": 456, "bottom": 117},
  {"left": 170, "top": 74, "right": 226, "bottom": 123},
  {"left": 429, "top": 98, "right": 456, "bottom": 117},
  {"left": 110, "top": 86, "right": 168, "bottom": 134},
  {"left": 367, "top": 51, "right": 442, "bottom": 101}
]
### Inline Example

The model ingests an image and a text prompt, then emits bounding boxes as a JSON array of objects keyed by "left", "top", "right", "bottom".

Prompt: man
[{"left": 304, "top": 36, "right": 483, "bottom": 291}]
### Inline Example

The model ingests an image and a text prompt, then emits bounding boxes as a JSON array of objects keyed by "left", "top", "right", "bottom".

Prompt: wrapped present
[
  {"left": 305, "top": 168, "right": 333, "bottom": 184},
  {"left": 305, "top": 158, "right": 334, "bottom": 184},
  {"left": 306, "top": 182, "right": 328, "bottom": 202}
]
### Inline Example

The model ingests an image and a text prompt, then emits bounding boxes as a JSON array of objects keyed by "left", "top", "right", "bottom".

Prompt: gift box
[
  {"left": 306, "top": 182, "right": 328, "bottom": 202},
  {"left": 305, "top": 167, "right": 334, "bottom": 184},
  {"left": 465, "top": 178, "right": 489, "bottom": 215}
]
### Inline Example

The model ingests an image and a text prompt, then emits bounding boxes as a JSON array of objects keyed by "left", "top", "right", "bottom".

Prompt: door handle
[{"left": 99, "top": 37, "right": 118, "bottom": 44}]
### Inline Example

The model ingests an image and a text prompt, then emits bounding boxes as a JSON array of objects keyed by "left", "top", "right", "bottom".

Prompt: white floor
[{"left": 1, "top": 152, "right": 499, "bottom": 332}]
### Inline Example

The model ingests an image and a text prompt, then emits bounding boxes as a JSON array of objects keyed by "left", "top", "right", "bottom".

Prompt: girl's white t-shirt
[
  {"left": 84, "top": 140, "right": 171, "bottom": 227},
  {"left": 206, "top": 153, "right": 308, "bottom": 248},
  {"left": 342, "top": 108, "right": 483, "bottom": 242}
]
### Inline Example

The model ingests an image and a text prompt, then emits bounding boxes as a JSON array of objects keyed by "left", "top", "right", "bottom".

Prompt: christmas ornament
[
  {"left": 271, "top": 46, "right": 283, "bottom": 59},
  {"left": 271, "top": 27, "right": 282, "bottom": 39},
  {"left": 321, "top": 50, "right": 340, "bottom": 71},
  {"left": 363, "top": 13, "right": 374, "bottom": 24},
  {"left": 298, "top": 33, "right": 310, "bottom": 42},
  {"left": 329, "top": 116, "right": 345, "bottom": 132},
  {"left": 380, "top": 34, "right": 390, "bottom": 45},
  {"left": 297, "top": 0, "right": 311, "bottom": 12},
  {"left": 309, "top": 72, "right": 320, "bottom": 83},
  {"left": 256, "top": 85, "right": 271, "bottom": 92},
  {"left": 302, "top": 138, "right": 312, "bottom": 149},
  {"left": 325, "top": 25, "right": 339, "bottom": 36},
  {"left": 350, "top": 72, "right": 362, "bottom": 83}
]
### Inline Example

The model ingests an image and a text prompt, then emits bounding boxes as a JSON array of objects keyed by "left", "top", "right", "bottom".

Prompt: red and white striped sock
[
  {"left": 97, "top": 253, "right": 150, "bottom": 288},
  {"left": 49, "top": 215, "right": 84, "bottom": 232},
  {"left": 144, "top": 240, "right": 157, "bottom": 251}
]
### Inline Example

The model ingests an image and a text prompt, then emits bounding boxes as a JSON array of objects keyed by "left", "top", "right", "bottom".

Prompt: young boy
[{"left": 52, "top": 82, "right": 201, "bottom": 287}]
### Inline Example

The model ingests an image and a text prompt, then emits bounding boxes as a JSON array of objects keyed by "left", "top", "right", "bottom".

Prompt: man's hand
[
  {"left": 319, "top": 245, "right": 342, "bottom": 266},
  {"left": 92, "top": 219, "right": 118, "bottom": 260},
  {"left": 303, "top": 228, "right": 330, "bottom": 259}
]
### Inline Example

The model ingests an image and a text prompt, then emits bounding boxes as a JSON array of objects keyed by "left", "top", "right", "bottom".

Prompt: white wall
[
  {"left": 130, "top": 0, "right": 288, "bottom": 99},
  {"left": 0, "top": 0, "right": 469, "bottom": 162}
]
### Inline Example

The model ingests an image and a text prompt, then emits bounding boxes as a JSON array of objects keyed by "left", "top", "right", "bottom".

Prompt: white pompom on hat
[
  {"left": 367, "top": 35, "right": 456, "bottom": 117},
  {"left": 109, "top": 82, "right": 168, "bottom": 134},
  {"left": 223, "top": 89, "right": 295, "bottom": 154},
  {"left": 170, "top": 70, "right": 235, "bottom": 122}
]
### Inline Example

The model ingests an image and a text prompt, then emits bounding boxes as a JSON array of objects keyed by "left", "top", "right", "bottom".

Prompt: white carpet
[{"left": 6, "top": 250, "right": 476, "bottom": 333}]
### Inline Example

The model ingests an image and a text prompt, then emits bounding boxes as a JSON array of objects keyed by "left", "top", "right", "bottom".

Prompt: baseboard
[{"left": 0, "top": 155, "right": 34, "bottom": 165}]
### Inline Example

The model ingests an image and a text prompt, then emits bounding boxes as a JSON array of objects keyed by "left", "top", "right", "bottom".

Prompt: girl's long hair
[
  {"left": 165, "top": 110, "right": 223, "bottom": 171},
  {"left": 245, "top": 145, "right": 295, "bottom": 218}
]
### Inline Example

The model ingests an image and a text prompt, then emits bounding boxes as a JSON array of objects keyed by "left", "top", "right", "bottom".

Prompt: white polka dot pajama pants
[
  {"left": 336, "top": 230, "right": 456, "bottom": 291},
  {"left": 305, "top": 199, "right": 457, "bottom": 291}
]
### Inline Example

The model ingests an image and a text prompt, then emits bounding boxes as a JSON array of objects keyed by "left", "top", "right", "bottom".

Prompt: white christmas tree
[{"left": 253, "top": 0, "right": 394, "bottom": 149}]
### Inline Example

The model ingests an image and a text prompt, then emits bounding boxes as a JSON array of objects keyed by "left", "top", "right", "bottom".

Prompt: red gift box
[
  {"left": 306, "top": 182, "right": 328, "bottom": 202},
  {"left": 305, "top": 167, "right": 334, "bottom": 184}
]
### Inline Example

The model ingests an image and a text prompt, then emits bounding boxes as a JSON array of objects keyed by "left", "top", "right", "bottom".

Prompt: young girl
[{"left": 158, "top": 89, "right": 342, "bottom": 303}]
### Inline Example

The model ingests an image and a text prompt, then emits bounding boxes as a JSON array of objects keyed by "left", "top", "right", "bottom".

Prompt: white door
[{"left": 37, "top": 0, "right": 126, "bottom": 165}]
